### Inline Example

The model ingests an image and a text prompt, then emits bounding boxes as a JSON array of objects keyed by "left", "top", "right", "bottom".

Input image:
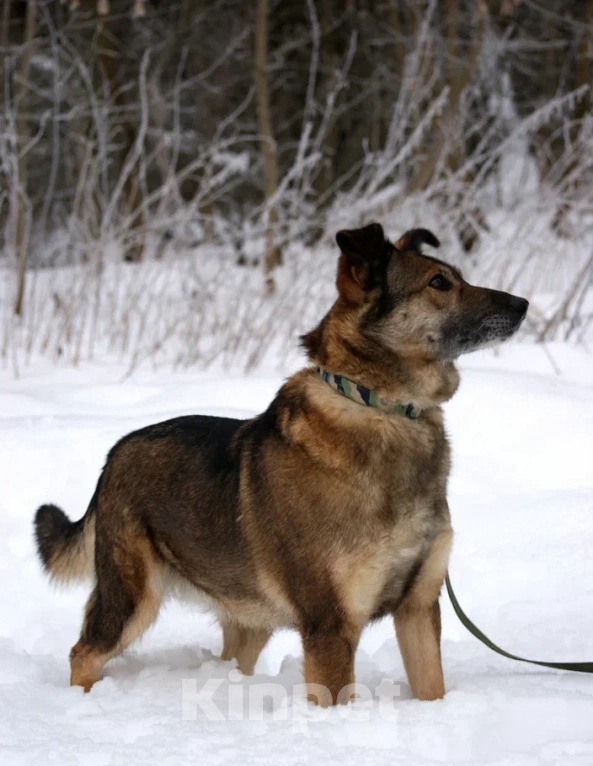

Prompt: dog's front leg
[
  {"left": 301, "top": 621, "right": 360, "bottom": 706},
  {"left": 394, "top": 600, "right": 444, "bottom": 701},
  {"left": 394, "top": 528, "right": 453, "bottom": 701}
]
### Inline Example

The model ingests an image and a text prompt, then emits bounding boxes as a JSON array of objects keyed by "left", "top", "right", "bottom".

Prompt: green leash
[{"left": 445, "top": 574, "right": 593, "bottom": 673}]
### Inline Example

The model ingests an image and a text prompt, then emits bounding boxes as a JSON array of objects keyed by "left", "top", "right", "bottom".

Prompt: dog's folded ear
[
  {"left": 335, "top": 223, "right": 387, "bottom": 302},
  {"left": 395, "top": 228, "right": 440, "bottom": 252}
]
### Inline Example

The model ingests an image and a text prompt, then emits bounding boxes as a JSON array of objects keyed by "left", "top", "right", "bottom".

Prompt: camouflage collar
[{"left": 317, "top": 367, "right": 421, "bottom": 419}]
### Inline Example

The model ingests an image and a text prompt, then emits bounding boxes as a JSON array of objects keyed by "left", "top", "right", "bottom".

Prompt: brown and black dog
[{"left": 34, "top": 223, "right": 528, "bottom": 704}]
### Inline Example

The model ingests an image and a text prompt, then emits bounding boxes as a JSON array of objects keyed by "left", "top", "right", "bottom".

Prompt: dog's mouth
[{"left": 441, "top": 295, "right": 529, "bottom": 357}]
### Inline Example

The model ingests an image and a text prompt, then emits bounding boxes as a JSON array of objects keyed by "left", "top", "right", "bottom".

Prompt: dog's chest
[
  {"left": 322, "top": 419, "right": 450, "bottom": 622},
  {"left": 331, "top": 499, "right": 438, "bottom": 624}
]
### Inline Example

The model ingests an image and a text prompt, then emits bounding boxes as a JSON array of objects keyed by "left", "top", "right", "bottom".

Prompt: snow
[{"left": 1, "top": 344, "right": 593, "bottom": 765}]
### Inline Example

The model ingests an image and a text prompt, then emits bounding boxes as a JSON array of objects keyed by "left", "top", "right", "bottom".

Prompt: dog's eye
[{"left": 428, "top": 274, "right": 452, "bottom": 291}]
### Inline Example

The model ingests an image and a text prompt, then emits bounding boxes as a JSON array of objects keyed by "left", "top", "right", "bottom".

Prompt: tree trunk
[
  {"left": 13, "top": 0, "right": 37, "bottom": 317},
  {"left": 0, "top": 0, "right": 12, "bottom": 256},
  {"left": 254, "top": 0, "right": 281, "bottom": 274},
  {"left": 407, "top": 0, "right": 487, "bottom": 252},
  {"left": 389, "top": 0, "right": 406, "bottom": 79},
  {"left": 0, "top": 0, "right": 11, "bottom": 99},
  {"left": 91, "top": 8, "right": 146, "bottom": 262},
  {"left": 551, "top": 0, "right": 593, "bottom": 237}
]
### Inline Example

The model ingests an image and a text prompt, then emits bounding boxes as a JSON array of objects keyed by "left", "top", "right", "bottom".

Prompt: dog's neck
[
  {"left": 318, "top": 366, "right": 421, "bottom": 419},
  {"left": 307, "top": 327, "right": 460, "bottom": 413}
]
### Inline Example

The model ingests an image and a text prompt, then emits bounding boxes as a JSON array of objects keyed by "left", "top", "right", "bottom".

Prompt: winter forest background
[{"left": 1, "top": 0, "right": 593, "bottom": 373}]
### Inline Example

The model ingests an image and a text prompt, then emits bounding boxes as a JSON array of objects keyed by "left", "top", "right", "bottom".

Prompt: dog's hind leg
[
  {"left": 221, "top": 622, "right": 271, "bottom": 675},
  {"left": 235, "top": 627, "right": 271, "bottom": 675},
  {"left": 70, "top": 536, "right": 165, "bottom": 692},
  {"left": 394, "top": 529, "right": 452, "bottom": 701},
  {"left": 220, "top": 622, "right": 242, "bottom": 663}
]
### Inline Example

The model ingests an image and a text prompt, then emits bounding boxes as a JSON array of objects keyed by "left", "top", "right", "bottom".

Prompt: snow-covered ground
[{"left": 1, "top": 344, "right": 592, "bottom": 765}]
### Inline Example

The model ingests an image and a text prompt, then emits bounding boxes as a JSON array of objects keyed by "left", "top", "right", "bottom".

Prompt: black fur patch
[{"left": 34, "top": 504, "right": 76, "bottom": 571}]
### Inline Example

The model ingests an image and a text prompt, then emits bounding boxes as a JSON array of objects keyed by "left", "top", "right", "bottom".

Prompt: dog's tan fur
[{"left": 34, "top": 223, "right": 528, "bottom": 703}]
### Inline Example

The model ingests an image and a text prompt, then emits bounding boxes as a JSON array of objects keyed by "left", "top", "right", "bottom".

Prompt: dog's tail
[{"left": 34, "top": 493, "right": 97, "bottom": 584}]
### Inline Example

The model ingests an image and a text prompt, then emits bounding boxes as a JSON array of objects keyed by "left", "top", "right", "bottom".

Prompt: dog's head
[{"left": 304, "top": 222, "right": 528, "bottom": 364}]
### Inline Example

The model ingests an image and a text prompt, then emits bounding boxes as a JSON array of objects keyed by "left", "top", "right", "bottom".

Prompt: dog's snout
[{"left": 509, "top": 295, "right": 529, "bottom": 317}]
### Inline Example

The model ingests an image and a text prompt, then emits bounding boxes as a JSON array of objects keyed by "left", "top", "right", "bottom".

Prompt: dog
[{"left": 34, "top": 222, "right": 528, "bottom": 704}]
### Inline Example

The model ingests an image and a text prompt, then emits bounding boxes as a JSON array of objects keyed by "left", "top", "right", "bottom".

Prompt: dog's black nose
[{"left": 509, "top": 295, "right": 529, "bottom": 317}]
